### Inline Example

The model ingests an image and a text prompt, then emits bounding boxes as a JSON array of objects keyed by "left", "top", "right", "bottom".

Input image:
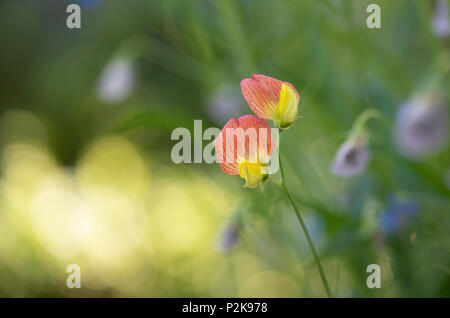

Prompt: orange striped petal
[
  {"left": 241, "top": 74, "right": 299, "bottom": 121},
  {"left": 213, "top": 115, "right": 272, "bottom": 176},
  {"left": 214, "top": 118, "right": 240, "bottom": 175},
  {"left": 252, "top": 74, "right": 299, "bottom": 103}
]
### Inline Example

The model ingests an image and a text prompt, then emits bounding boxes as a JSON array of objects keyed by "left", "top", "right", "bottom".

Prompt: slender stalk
[
  {"left": 278, "top": 148, "right": 332, "bottom": 298},
  {"left": 351, "top": 108, "right": 382, "bottom": 136},
  {"left": 350, "top": 108, "right": 391, "bottom": 138}
]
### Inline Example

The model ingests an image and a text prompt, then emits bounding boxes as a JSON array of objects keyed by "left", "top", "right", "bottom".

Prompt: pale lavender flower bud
[
  {"left": 97, "top": 58, "right": 136, "bottom": 104},
  {"left": 395, "top": 94, "right": 448, "bottom": 159},
  {"left": 432, "top": 0, "right": 450, "bottom": 38},
  {"left": 215, "top": 220, "right": 240, "bottom": 253},
  {"left": 331, "top": 137, "right": 371, "bottom": 177}
]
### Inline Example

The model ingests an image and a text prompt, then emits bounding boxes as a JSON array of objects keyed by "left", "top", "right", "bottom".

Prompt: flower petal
[
  {"left": 252, "top": 74, "right": 299, "bottom": 103},
  {"left": 237, "top": 114, "right": 272, "bottom": 162},
  {"left": 330, "top": 137, "right": 370, "bottom": 177},
  {"left": 241, "top": 74, "right": 299, "bottom": 121},
  {"left": 213, "top": 115, "right": 272, "bottom": 175},
  {"left": 241, "top": 78, "right": 278, "bottom": 119},
  {"left": 214, "top": 118, "right": 240, "bottom": 175},
  {"left": 277, "top": 83, "right": 299, "bottom": 129}
]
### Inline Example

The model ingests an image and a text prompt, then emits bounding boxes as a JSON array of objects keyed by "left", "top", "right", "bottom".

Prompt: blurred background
[{"left": 0, "top": 0, "right": 449, "bottom": 297}]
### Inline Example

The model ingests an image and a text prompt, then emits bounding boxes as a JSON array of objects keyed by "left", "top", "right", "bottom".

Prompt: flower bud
[
  {"left": 395, "top": 94, "right": 448, "bottom": 159},
  {"left": 331, "top": 136, "right": 371, "bottom": 177},
  {"left": 241, "top": 74, "right": 299, "bottom": 129}
]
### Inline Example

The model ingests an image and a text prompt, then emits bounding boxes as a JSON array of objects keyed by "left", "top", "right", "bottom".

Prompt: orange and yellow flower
[
  {"left": 213, "top": 114, "right": 272, "bottom": 188},
  {"left": 241, "top": 74, "right": 299, "bottom": 129}
]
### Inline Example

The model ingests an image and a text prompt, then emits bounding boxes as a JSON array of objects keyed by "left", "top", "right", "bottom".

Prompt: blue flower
[
  {"left": 76, "top": 0, "right": 104, "bottom": 10},
  {"left": 379, "top": 196, "right": 419, "bottom": 237},
  {"left": 432, "top": 0, "right": 450, "bottom": 38}
]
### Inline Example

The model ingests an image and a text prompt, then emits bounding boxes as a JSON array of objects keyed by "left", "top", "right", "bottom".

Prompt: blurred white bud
[
  {"left": 97, "top": 57, "right": 136, "bottom": 104},
  {"left": 395, "top": 94, "right": 448, "bottom": 159},
  {"left": 432, "top": 0, "right": 450, "bottom": 38},
  {"left": 207, "top": 84, "right": 243, "bottom": 124},
  {"left": 331, "top": 136, "right": 371, "bottom": 177},
  {"left": 215, "top": 220, "right": 240, "bottom": 253}
]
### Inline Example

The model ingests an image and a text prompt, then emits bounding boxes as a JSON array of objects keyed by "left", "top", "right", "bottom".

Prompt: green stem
[{"left": 278, "top": 150, "right": 332, "bottom": 298}]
